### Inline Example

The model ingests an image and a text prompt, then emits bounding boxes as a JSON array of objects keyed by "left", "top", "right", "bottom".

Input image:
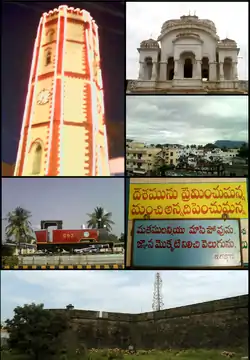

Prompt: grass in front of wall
[
  {"left": 88, "top": 348, "right": 246, "bottom": 360},
  {"left": 1, "top": 348, "right": 246, "bottom": 360}
]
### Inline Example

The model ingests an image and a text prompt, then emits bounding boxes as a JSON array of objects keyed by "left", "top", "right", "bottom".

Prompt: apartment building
[
  {"left": 154, "top": 147, "right": 180, "bottom": 167},
  {"left": 126, "top": 142, "right": 161, "bottom": 175},
  {"left": 126, "top": 142, "right": 180, "bottom": 174}
]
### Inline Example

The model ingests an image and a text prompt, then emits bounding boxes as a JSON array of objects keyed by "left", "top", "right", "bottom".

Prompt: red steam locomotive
[{"left": 34, "top": 220, "right": 112, "bottom": 253}]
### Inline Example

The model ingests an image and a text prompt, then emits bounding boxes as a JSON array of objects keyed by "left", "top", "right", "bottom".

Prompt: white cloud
[
  {"left": 126, "top": 95, "right": 248, "bottom": 145},
  {"left": 126, "top": 2, "right": 248, "bottom": 80}
]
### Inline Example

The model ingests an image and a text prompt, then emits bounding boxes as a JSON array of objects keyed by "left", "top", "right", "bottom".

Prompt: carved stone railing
[{"left": 126, "top": 79, "right": 248, "bottom": 93}]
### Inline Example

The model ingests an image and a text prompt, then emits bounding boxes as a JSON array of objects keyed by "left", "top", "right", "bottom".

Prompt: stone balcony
[
  {"left": 126, "top": 148, "right": 148, "bottom": 153},
  {"left": 126, "top": 79, "right": 248, "bottom": 94},
  {"left": 127, "top": 157, "right": 147, "bottom": 163}
]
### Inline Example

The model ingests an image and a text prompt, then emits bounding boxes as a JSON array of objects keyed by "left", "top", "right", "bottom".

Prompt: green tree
[
  {"left": 2, "top": 255, "right": 19, "bottom": 267},
  {"left": 5, "top": 207, "right": 35, "bottom": 255},
  {"left": 1, "top": 244, "right": 16, "bottom": 257},
  {"left": 87, "top": 206, "right": 115, "bottom": 232},
  {"left": 5, "top": 303, "right": 69, "bottom": 360},
  {"left": 119, "top": 233, "right": 124, "bottom": 242},
  {"left": 238, "top": 143, "right": 248, "bottom": 158},
  {"left": 108, "top": 233, "right": 119, "bottom": 242},
  {"left": 157, "top": 164, "right": 175, "bottom": 176},
  {"left": 177, "top": 155, "right": 189, "bottom": 169},
  {"left": 204, "top": 143, "right": 218, "bottom": 149}
]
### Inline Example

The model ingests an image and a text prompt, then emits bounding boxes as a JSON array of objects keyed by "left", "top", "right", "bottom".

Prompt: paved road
[{"left": 18, "top": 254, "right": 124, "bottom": 266}]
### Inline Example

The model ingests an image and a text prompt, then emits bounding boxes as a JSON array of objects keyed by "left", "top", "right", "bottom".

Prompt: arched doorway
[
  {"left": 167, "top": 57, "right": 174, "bottom": 80},
  {"left": 184, "top": 58, "right": 193, "bottom": 78},
  {"left": 32, "top": 144, "right": 42, "bottom": 175},
  {"left": 144, "top": 57, "right": 153, "bottom": 80},
  {"left": 202, "top": 57, "right": 209, "bottom": 80},
  {"left": 223, "top": 57, "right": 232, "bottom": 80},
  {"left": 180, "top": 52, "right": 195, "bottom": 79}
]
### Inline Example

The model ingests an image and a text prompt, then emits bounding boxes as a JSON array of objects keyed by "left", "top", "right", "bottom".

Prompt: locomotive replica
[{"left": 34, "top": 220, "right": 112, "bottom": 253}]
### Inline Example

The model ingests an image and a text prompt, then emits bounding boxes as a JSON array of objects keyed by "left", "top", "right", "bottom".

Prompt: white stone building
[{"left": 127, "top": 15, "right": 248, "bottom": 94}]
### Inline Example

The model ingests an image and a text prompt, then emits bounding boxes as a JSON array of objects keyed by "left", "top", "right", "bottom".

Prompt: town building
[
  {"left": 126, "top": 142, "right": 160, "bottom": 175},
  {"left": 15, "top": 5, "right": 110, "bottom": 176},
  {"left": 126, "top": 141, "right": 248, "bottom": 176},
  {"left": 126, "top": 141, "right": 181, "bottom": 175},
  {"left": 127, "top": 14, "right": 248, "bottom": 94}
]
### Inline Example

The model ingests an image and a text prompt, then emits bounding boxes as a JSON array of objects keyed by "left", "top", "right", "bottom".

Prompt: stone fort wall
[{"left": 51, "top": 295, "right": 248, "bottom": 350}]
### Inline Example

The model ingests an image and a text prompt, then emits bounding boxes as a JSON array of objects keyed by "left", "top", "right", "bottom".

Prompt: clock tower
[{"left": 14, "top": 5, "right": 110, "bottom": 176}]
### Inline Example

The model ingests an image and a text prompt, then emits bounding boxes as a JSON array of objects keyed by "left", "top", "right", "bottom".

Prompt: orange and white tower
[{"left": 14, "top": 5, "right": 110, "bottom": 176}]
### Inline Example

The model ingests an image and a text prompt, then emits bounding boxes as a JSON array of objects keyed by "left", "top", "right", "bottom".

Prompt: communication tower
[{"left": 152, "top": 272, "right": 164, "bottom": 311}]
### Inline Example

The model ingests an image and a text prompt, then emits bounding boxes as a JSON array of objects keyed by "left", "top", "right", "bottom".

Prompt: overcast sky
[
  {"left": 126, "top": 2, "right": 248, "bottom": 80},
  {"left": 126, "top": 95, "right": 248, "bottom": 145},
  {"left": 1, "top": 270, "right": 247, "bottom": 321}
]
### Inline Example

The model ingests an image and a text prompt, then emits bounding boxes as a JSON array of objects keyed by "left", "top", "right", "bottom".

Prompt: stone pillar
[
  {"left": 195, "top": 60, "right": 202, "bottom": 79},
  {"left": 138, "top": 61, "right": 144, "bottom": 80},
  {"left": 232, "top": 61, "right": 238, "bottom": 80},
  {"left": 173, "top": 59, "right": 179, "bottom": 79},
  {"left": 151, "top": 61, "right": 158, "bottom": 80},
  {"left": 209, "top": 62, "right": 216, "bottom": 81},
  {"left": 219, "top": 62, "right": 224, "bottom": 80},
  {"left": 159, "top": 61, "right": 167, "bottom": 81}
]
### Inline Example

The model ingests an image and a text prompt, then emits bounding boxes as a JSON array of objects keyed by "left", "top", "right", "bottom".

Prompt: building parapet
[{"left": 126, "top": 80, "right": 248, "bottom": 94}]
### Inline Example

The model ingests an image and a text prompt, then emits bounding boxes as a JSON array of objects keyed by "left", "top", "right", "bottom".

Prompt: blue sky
[
  {"left": 1, "top": 270, "right": 248, "bottom": 321},
  {"left": 2, "top": 178, "right": 124, "bottom": 238}
]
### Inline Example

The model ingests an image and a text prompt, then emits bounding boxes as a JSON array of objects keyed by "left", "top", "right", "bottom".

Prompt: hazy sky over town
[
  {"left": 2, "top": 178, "right": 124, "bottom": 238},
  {"left": 126, "top": 2, "right": 248, "bottom": 80},
  {"left": 1, "top": 270, "right": 247, "bottom": 321},
  {"left": 126, "top": 95, "right": 248, "bottom": 145}
]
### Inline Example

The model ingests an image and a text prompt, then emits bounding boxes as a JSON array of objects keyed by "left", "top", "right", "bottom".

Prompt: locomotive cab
[{"left": 35, "top": 220, "right": 113, "bottom": 253}]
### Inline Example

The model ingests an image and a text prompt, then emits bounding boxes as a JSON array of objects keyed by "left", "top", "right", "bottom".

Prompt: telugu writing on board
[
  {"left": 132, "top": 219, "right": 242, "bottom": 267},
  {"left": 129, "top": 183, "right": 248, "bottom": 219},
  {"left": 240, "top": 219, "right": 248, "bottom": 265}
]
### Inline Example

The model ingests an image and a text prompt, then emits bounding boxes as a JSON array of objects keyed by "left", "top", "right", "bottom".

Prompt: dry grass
[
  {"left": 87, "top": 348, "right": 246, "bottom": 360},
  {"left": 1, "top": 348, "right": 246, "bottom": 360}
]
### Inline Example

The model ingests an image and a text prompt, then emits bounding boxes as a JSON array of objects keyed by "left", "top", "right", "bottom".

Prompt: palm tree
[
  {"left": 5, "top": 207, "right": 34, "bottom": 255},
  {"left": 86, "top": 206, "right": 115, "bottom": 232}
]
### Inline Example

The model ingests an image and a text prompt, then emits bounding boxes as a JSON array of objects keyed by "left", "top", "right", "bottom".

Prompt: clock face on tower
[{"left": 37, "top": 89, "right": 51, "bottom": 105}]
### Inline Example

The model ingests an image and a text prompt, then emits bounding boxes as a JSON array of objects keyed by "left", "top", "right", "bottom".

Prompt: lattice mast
[{"left": 152, "top": 272, "right": 164, "bottom": 311}]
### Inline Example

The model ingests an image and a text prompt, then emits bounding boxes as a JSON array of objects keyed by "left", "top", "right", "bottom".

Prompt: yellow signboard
[{"left": 128, "top": 182, "right": 248, "bottom": 220}]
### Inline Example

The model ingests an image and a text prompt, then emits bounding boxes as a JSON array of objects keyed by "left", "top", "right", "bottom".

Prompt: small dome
[
  {"left": 140, "top": 38, "right": 159, "bottom": 49},
  {"left": 160, "top": 15, "right": 217, "bottom": 36}
]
